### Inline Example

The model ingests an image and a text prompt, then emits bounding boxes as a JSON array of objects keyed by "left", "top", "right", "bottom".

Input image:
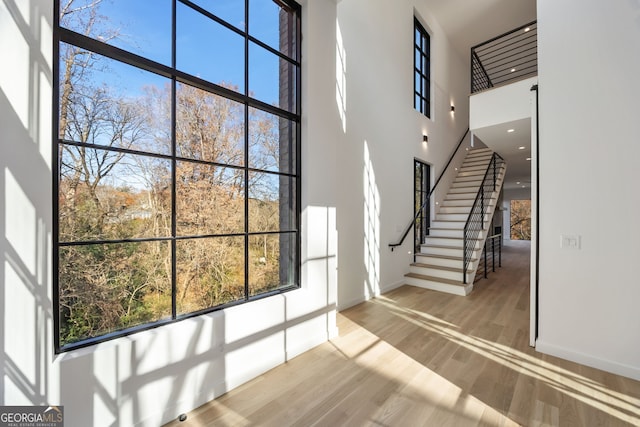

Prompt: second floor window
[{"left": 414, "top": 18, "right": 430, "bottom": 118}]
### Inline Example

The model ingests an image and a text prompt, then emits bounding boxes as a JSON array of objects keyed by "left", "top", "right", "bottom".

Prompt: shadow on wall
[
  {"left": 1, "top": 2, "right": 339, "bottom": 426},
  {"left": 1, "top": 0, "right": 54, "bottom": 407},
  {"left": 363, "top": 141, "right": 380, "bottom": 300}
]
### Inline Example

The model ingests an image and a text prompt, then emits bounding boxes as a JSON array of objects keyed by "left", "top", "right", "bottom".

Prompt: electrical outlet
[{"left": 560, "top": 235, "right": 581, "bottom": 250}]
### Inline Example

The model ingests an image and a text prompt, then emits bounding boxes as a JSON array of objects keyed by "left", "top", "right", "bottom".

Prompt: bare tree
[{"left": 510, "top": 199, "right": 531, "bottom": 240}]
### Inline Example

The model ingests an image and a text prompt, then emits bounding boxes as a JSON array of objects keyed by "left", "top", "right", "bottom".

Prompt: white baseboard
[
  {"left": 536, "top": 340, "right": 640, "bottom": 381},
  {"left": 338, "top": 280, "right": 406, "bottom": 311},
  {"left": 380, "top": 279, "right": 405, "bottom": 294}
]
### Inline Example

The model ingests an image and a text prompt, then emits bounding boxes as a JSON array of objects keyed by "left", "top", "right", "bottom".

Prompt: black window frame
[
  {"left": 53, "top": 0, "right": 302, "bottom": 353},
  {"left": 414, "top": 17, "right": 431, "bottom": 118}
]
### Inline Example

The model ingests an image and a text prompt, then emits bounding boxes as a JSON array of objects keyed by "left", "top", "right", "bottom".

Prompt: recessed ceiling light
[
  {"left": 522, "top": 185, "right": 526, "bottom": 188},
  {"left": 510, "top": 68, "right": 516, "bottom": 72},
  {"left": 516, "top": 181, "right": 521, "bottom": 184},
  {"left": 518, "top": 146, "right": 526, "bottom": 150},
  {"left": 507, "top": 129, "right": 515, "bottom": 133},
  {"left": 524, "top": 27, "right": 531, "bottom": 32},
  {"left": 526, "top": 157, "right": 532, "bottom": 161}
]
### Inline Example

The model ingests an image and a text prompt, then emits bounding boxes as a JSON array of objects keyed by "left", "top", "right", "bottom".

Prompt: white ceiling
[
  {"left": 473, "top": 118, "right": 532, "bottom": 190},
  {"left": 424, "top": 0, "right": 537, "bottom": 190},
  {"left": 424, "top": 0, "right": 537, "bottom": 59}
]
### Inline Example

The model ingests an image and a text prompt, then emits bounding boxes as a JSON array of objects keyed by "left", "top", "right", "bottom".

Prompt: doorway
[{"left": 414, "top": 159, "right": 431, "bottom": 255}]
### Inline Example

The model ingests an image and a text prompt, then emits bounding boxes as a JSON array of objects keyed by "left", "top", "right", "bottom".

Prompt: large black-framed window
[
  {"left": 414, "top": 18, "right": 430, "bottom": 117},
  {"left": 53, "top": 0, "right": 301, "bottom": 352}
]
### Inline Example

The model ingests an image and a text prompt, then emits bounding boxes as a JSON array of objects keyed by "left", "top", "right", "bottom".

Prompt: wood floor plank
[{"left": 165, "top": 241, "right": 640, "bottom": 427}]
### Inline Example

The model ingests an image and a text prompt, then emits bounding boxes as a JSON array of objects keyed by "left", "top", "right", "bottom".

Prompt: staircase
[{"left": 404, "top": 147, "right": 506, "bottom": 296}]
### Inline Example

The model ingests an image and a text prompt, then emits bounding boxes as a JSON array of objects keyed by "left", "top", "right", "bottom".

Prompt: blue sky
[{"left": 66, "top": 0, "right": 286, "bottom": 107}]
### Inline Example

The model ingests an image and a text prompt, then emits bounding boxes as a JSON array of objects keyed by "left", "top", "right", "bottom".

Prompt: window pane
[
  {"left": 176, "top": 236, "right": 245, "bottom": 314},
  {"left": 249, "top": 108, "right": 296, "bottom": 173},
  {"left": 176, "top": 83, "right": 245, "bottom": 165},
  {"left": 177, "top": 3, "right": 245, "bottom": 92},
  {"left": 59, "top": 43, "right": 171, "bottom": 154},
  {"left": 249, "top": 0, "right": 297, "bottom": 59},
  {"left": 59, "top": 148, "right": 172, "bottom": 242},
  {"left": 189, "top": 0, "right": 246, "bottom": 31},
  {"left": 176, "top": 162, "right": 245, "bottom": 236},
  {"left": 249, "top": 173, "right": 295, "bottom": 232},
  {"left": 249, "top": 233, "right": 296, "bottom": 296},
  {"left": 59, "top": 0, "right": 172, "bottom": 65},
  {"left": 249, "top": 42, "right": 297, "bottom": 112},
  {"left": 58, "top": 241, "right": 172, "bottom": 346}
]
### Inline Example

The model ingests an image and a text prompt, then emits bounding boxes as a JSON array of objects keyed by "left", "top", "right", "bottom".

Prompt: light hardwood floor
[{"left": 165, "top": 240, "right": 640, "bottom": 426}]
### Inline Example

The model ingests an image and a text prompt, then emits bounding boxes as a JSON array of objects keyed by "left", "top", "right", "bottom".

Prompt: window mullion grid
[
  {"left": 54, "top": 0, "right": 302, "bottom": 351},
  {"left": 171, "top": 0, "right": 178, "bottom": 320},
  {"left": 53, "top": 0, "right": 62, "bottom": 353},
  {"left": 244, "top": 0, "right": 250, "bottom": 301}
]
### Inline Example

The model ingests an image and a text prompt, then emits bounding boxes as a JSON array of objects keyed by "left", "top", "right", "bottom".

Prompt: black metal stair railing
[
  {"left": 463, "top": 153, "right": 505, "bottom": 284},
  {"left": 389, "top": 128, "right": 469, "bottom": 259},
  {"left": 471, "top": 21, "right": 537, "bottom": 94},
  {"left": 475, "top": 233, "right": 502, "bottom": 282}
]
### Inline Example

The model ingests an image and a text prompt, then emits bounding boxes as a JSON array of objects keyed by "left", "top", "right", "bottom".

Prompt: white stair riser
[
  {"left": 405, "top": 276, "right": 472, "bottom": 296},
  {"left": 436, "top": 213, "right": 490, "bottom": 222},
  {"left": 409, "top": 265, "right": 472, "bottom": 282},
  {"left": 430, "top": 220, "right": 465, "bottom": 229},
  {"left": 463, "top": 160, "right": 491, "bottom": 168},
  {"left": 429, "top": 228, "right": 485, "bottom": 239},
  {"left": 416, "top": 255, "right": 463, "bottom": 269},
  {"left": 439, "top": 206, "right": 471, "bottom": 214},
  {"left": 450, "top": 184, "right": 481, "bottom": 192},
  {"left": 460, "top": 165, "right": 490, "bottom": 172},
  {"left": 452, "top": 177, "right": 482, "bottom": 184},
  {"left": 420, "top": 246, "right": 463, "bottom": 257},
  {"left": 424, "top": 237, "right": 483, "bottom": 249},
  {"left": 441, "top": 199, "right": 475, "bottom": 207},
  {"left": 456, "top": 170, "right": 487, "bottom": 178},
  {"left": 465, "top": 151, "right": 492, "bottom": 158},
  {"left": 446, "top": 193, "right": 477, "bottom": 200}
]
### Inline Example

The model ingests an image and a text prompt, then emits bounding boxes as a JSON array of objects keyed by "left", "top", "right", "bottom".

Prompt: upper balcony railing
[{"left": 471, "top": 21, "right": 537, "bottom": 94}]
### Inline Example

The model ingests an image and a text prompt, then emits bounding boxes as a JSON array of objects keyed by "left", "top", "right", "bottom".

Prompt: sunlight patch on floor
[{"left": 371, "top": 297, "right": 640, "bottom": 426}]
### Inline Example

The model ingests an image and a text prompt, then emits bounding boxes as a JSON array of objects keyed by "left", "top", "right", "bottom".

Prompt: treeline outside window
[{"left": 54, "top": 0, "right": 301, "bottom": 351}]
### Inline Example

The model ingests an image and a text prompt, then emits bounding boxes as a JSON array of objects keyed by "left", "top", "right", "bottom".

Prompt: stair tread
[
  {"left": 411, "top": 263, "right": 472, "bottom": 273},
  {"left": 416, "top": 253, "right": 477, "bottom": 262},
  {"left": 404, "top": 272, "right": 464, "bottom": 286},
  {"left": 426, "top": 236, "right": 481, "bottom": 241},
  {"left": 421, "top": 243, "right": 462, "bottom": 249}
]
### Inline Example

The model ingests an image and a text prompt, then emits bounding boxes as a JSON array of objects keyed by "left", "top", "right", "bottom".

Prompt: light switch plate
[{"left": 560, "top": 235, "right": 581, "bottom": 250}]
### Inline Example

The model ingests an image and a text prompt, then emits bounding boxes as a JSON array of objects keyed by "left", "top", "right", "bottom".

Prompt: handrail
[
  {"left": 389, "top": 128, "right": 469, "bottom": 252},
  {"left": 463, "top": 152, "right": 505, "bottom": 283},
  {"left": 471, "top": 20, "right": 537, "bottom": 94}
]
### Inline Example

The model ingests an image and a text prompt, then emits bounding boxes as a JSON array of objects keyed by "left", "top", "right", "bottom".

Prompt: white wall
[
  {"left": 470, "top": 76, "right": 537, "bottom": 130},
  {"left": 0, "top": 0, "right": 470, "bottom": 425},
  {"left": 537, "top": 0, "right": 640, "bottom": 380},
  {"left": 0, "top": 1, "right": 340, "bottom": 426},
  {"left": 334, "top": 0, "right": 470, "bottom": 309}
]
